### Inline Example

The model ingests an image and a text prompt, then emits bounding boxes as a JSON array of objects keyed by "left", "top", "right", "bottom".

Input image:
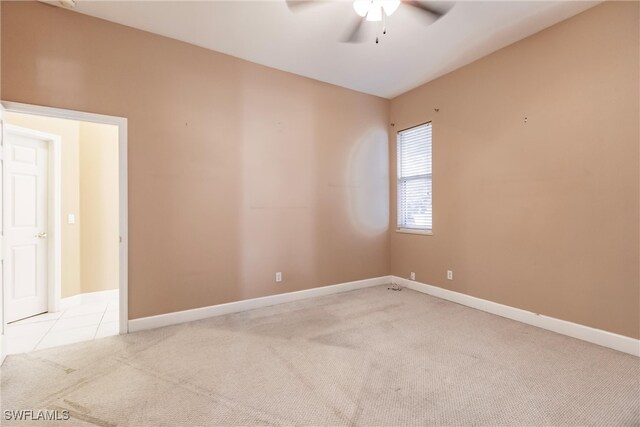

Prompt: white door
[{"left": 4, "top": 126, "right": 49, "bottom": 323}]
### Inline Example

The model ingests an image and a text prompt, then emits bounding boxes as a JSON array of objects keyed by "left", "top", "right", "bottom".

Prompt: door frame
[
  {"left": 1, "top": 101, "right": 129, "bottom": 335},
  {"left": 2, "top": 124, "right": 62, "bottom": 321}
]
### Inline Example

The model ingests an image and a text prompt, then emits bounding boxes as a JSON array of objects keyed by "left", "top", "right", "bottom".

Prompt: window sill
[{"left": 396, "top": 228, "right": 433, "bottom": 236}]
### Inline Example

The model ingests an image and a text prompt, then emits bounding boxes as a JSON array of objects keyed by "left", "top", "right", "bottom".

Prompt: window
[{"left": 397, "top": 122, "right": 432, "bottom": 233}]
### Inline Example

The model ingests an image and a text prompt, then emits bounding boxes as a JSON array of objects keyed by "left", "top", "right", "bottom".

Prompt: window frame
[{"left": 396, "top": 121, "right": 433, "bottom": 236}]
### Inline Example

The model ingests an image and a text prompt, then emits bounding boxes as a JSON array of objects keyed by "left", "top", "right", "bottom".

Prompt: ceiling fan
[{"left": 286, "top": 0, "right": 451, "bottom": 44}]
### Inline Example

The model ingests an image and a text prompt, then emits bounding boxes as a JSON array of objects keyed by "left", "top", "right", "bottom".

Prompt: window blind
[{"left": 397, "top": 123, "right": 432, "bottom": 231}]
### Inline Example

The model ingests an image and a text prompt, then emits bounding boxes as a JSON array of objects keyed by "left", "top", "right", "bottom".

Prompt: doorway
[{"left": 0, "top": 102, "right": 128, "bottom": 359}]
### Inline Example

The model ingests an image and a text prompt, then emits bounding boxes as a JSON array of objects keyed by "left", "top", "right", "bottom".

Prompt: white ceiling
[{"left": 72, "top": 0, "right": 600, "bottom": 98}]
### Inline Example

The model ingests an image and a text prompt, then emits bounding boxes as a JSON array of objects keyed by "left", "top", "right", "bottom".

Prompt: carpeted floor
[{"left": 1, "top": 285, "right": 638, "bottom": 426}]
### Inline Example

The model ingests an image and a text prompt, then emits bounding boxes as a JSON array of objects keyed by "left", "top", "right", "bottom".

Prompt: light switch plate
[{"left": 68, "top": 214, "right": 76, "bottom": 224}]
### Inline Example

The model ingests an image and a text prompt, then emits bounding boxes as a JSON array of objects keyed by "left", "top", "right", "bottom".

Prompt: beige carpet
[{"left": 1, "top": 285, "right": 638, "bottom": 426}]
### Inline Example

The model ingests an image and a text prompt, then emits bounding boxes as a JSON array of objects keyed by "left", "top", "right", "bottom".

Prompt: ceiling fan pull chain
[{"left": 382, "top": 12, "right": 387, "bottom": 35}]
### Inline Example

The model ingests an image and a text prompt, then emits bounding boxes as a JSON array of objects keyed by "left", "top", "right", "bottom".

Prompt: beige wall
[
  {"left": 2, "top": 1, "right": 636, "bottom": 339},
  {"left": 4, "top": 113, "right": 82, "bottom": 298},
  {"left": 1, "top": 1, "right": 390, "bottom": 319},
  {"left": 79, "top": 122, "right": 119, "bottom": 294},
  {"left": 389, "top": 1, "right": 639, "bottom": 339}
]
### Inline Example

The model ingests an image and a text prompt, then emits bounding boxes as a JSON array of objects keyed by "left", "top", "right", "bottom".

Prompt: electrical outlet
[
  {"left": 410, "top": 272, "right": 416, "bottom": 280},
  {"left": 275, "top": 272, "right": 282, "bottom": 283},
  {"left": 447, "top": 270, "right": 453, "bottom": 280}
]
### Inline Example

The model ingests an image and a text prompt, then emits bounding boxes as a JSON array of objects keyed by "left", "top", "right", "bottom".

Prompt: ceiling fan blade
[
  {"left": 342, "top": 16, "right": 366, "bottom": 43},
  {"left": 285, "top": 0, "right": 322, "bottom": 12},
  {"left": 403, "top": 1, "right": 447, "bottom": 19}
]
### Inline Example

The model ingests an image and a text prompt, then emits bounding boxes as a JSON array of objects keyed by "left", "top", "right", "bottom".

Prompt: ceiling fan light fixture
[
  {"left": 353, "top": 0, "right": 401, "bottom": 22},
  {"left": 366, "top": 4, "right": 383, "bottom": 21}
]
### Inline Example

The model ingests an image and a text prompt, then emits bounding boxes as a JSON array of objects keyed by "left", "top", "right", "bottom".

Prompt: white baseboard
[
  {"left": 126, "top": 274, "right": 638, "bottom": 357},
  {"left": 392, "top": 276, "right": 640, "bottom": 357},
  {"left": 59, "top": 289, "right": 119, "bottom": 311},
  {"left": 129, "top": 276, "right": 391, "bottom": 333}
]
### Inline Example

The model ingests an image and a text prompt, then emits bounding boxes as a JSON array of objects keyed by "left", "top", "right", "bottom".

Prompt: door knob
[{"left": 35, "top": 232, "right": 47, "bottom": 238}]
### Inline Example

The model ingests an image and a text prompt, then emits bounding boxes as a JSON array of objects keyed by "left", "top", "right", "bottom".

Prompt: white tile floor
[{"left": 5, "top": 300, "right": 119, "bottom": 355}]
